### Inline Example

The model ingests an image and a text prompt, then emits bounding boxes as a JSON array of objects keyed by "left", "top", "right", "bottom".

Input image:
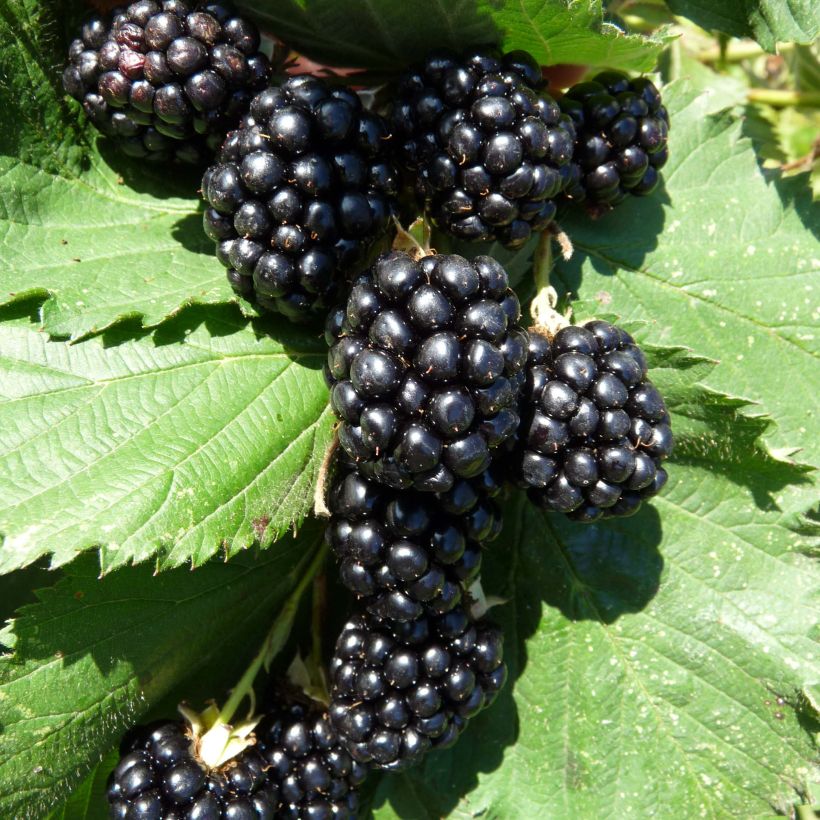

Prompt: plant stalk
[
  {"left": 747, "top": 88, "right": 820, "bottom": 108},
  {"left": 216, "top": 543, "right": 328, "bottom": 727}
]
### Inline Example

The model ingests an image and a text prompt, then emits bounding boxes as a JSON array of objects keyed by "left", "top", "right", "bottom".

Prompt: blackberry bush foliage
[
  {"left": 511, "top": 323, "right": 673, "bottom": 520},
  {"left": 391, "top": 49, "right": 576, "bottom": 247},
  {"left": 63, "top": 1, "right": 277, "bottom": 164},
  {"left": 326, "top": 456, "right": 501, "bottom": 621},
  {"left": 325, "top": 250, "right": 528, "bottom": 491},
  {"left": 560, "top": 71, "right": 669, "bottom": 205},
  {"left": 3, "top": 1, "right": 818, "bottom": 818},
  {"left": 329, "top": 606, "right": 507, "bottom": 769},
  {"left": 201, "top": 75, "right": 399, "bottom": 320}
]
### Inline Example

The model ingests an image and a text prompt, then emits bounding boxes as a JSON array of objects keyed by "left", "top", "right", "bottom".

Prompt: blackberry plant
[
  {"left": 201, "top": 75, "right": 399, "bottom": 320},
  {"left": 559, "top": 71, "right": 669, "bottom": 206},
  {"left": 62, "top": 1, "right": 278, "bottom": 164},
  {"left": 510, "top": 322, "right": 673, "bottom": 520},
  {"left": 329, "top": 605, "right": 507, "bottom": 769},
  {"left": 391, "top": 48, "right": 576, "bottom": 247},
  {"left": 325, "top": 250, "right": 529, "bottom": 492},
  {"left": 5, "top": 1, "right": 818, "bottom": 819}
]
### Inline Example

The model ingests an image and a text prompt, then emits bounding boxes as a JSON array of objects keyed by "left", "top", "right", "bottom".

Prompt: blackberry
[
  {"left": 63, "top": 1, "right": 277, "bottom": 164},
  {"left": 201, "top": 75, "right": 399, "bottom": 321},
  {"left": 559, "top": 71, "right": 669, "bottom": 206},
  {"left": 325, "top": 250, "right": 529, "bottom": 492},
  {"left": 326, "top": 456, "right": 502, "bottom": 622},
  {"left": 107, "top": 720, "right": 278, "bottom": 819},
  {"left": 511, "top": 322, "right": 673, "bottom": 521},
  {"left": 329, "top": 605, "right": 506, "bottom": 769},
  {"left": 391, "top": 48, "right": 576, "bottom": 248},
  {"left": 254, "top": 699, "right": 369, "bottom": 819}
]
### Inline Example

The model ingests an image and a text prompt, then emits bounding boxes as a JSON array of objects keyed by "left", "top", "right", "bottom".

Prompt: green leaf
[
  {"left": 45, "top": 752, "right": 115, "bottom": 820},
  {"left": 246, "top": 0, "right": 666, "bottom": 72},
  {"left": 664, "top": 0, "right": 819, "bottom": 52},
  {"left": 372, "top": 366, "right": 818, "bottom": 816},
  {"left": 0, "top": 300, "right": 333, "bottom": 574},
  {"left": 0, "top": 533, "right": 319, "bottom": 818}
]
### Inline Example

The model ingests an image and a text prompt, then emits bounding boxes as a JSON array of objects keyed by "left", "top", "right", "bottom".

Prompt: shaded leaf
[{"left": 0, "top": 532, "right": 320, "bottom": 818}]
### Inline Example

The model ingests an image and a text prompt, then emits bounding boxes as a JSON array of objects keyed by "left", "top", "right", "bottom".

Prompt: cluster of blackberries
[
  {"left": 63, "top": 1, "right": 278, "bottom": 164},
  {"left": 509, "top": 323, "right": 673, "bottom": 521},
  {"left": 329, "top": 606, "right": 506, "bottom": 769},
  {"left": 391, "top": 48, "right": 576, "bottom": 248},
  {"left": 71, "top": 10, "right": 675, "bottom": 810},
  {"left": 201, "top": 75, "right": 399, "bottom": 321},
  {"left": 320, "top": 249, "right": 513, "bottom": 772},
  {"left": 560, "top": 71, "right": 669, "bottom": 205},
  {"left": 108, "top": 699, "right": 368, "bottom": 819}
]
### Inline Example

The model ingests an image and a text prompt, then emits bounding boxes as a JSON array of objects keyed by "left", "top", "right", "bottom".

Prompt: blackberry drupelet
[
  {"left": 254, "top": 699, "right": 369, "bottom": 820},
  {"left": 511, "top": 322, "right": 673, "bottom": 521},
  {"left": 326, "top": 457, "right": 501, "bottom": 622},
  {"left": 391, "top": 48, "right": 576, "bottom": 248},
  {"left": 329, "top": 605, "right": 506, "bottom": 769},
  {"left": 107, "top": 720, "right": 278, "bottom": 819},
  {"left": 559, "top": 71, "right": 669, "bottom": 206},
  {"left": 63, "top": 1, "right": 278, "bottom": 164},
  {"left": 201, "top": 75, "right": 399, "bottom": 320},
  {"left": 325, "top": 250, "right": 529, "bottom": 492}
]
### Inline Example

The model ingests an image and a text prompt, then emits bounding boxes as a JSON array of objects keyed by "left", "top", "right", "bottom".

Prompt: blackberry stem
[
  {"left": 530, "top": 230, "right": 571, "bottom": 338},
  {"left": 216, "top": 543, "right": 329, "bottom": 727},
  {"left": 747, "top": 88, "right": 820, "bottom": 108},
  {"left": 392, "top": 216, "right": 433, "bottom": 259}
]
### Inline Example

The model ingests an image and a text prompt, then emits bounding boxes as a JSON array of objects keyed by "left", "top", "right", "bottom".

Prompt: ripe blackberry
[
  {"left": 107, "top": 720, "right": 278, "bottom": 819},
  {"left": 391, "top": 48, "right": 576, "bottom": 248},
  {"left": 325, "top": 250, "right": 529, "bottom": 492},
  {"left": 63, "top": 2, "right": 278, "bottom": 165},
  {"left": 201, "top": 75, "right": 399, "bottom": 321},
  {"left": 329, "top": 605, "right": 506, "bottom": 769},
  {"left": 326, "top": 456, "right": 501, "bottom": 622},
  {"left": 254, "top": 699, "right": 369, "bottom": 819},
  {"left": 559, "top": 71, "right": 669, "bottom": 206},
  {"left": 511, "top": 322, "right": 673, "bottom": 521}
]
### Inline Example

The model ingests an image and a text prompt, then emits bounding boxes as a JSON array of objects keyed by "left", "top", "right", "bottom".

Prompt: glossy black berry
[
  {"left": 107, "top": 720, "right": 278, "bottom": 818},
  {"left": 63, "top": 2, "right": 281, "bottom": 164},
  {"left": 392, "top": 48, "right": 575, "bottom": 247},
  {"left": 327, "top": 456, "right": 499, "bottom": 621},
  {"left": 560, "top": 71, "right": 669, "bottom": 207},
  {"left": 330, "top": 606, "right": 506, "bottom": 769},
  {"left": 509, "top": 322, "right": 673, "bottom": 519},
  {"left": 254, "top": 697, "right": 369, "bottom": 819},
  {"left": 326, "top": 251, "right": 528, "bottom": 492},
  {"left": 202, "top": 74, "right": 399, "bottom": 321}
]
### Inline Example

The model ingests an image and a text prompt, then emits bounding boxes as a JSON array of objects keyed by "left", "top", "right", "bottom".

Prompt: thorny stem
[
  {"left": 529, "top": 230, "right": 571, "bottom": 338},
  {"left": 216, "top": 544, "right": 329, "bottom": 728}
]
